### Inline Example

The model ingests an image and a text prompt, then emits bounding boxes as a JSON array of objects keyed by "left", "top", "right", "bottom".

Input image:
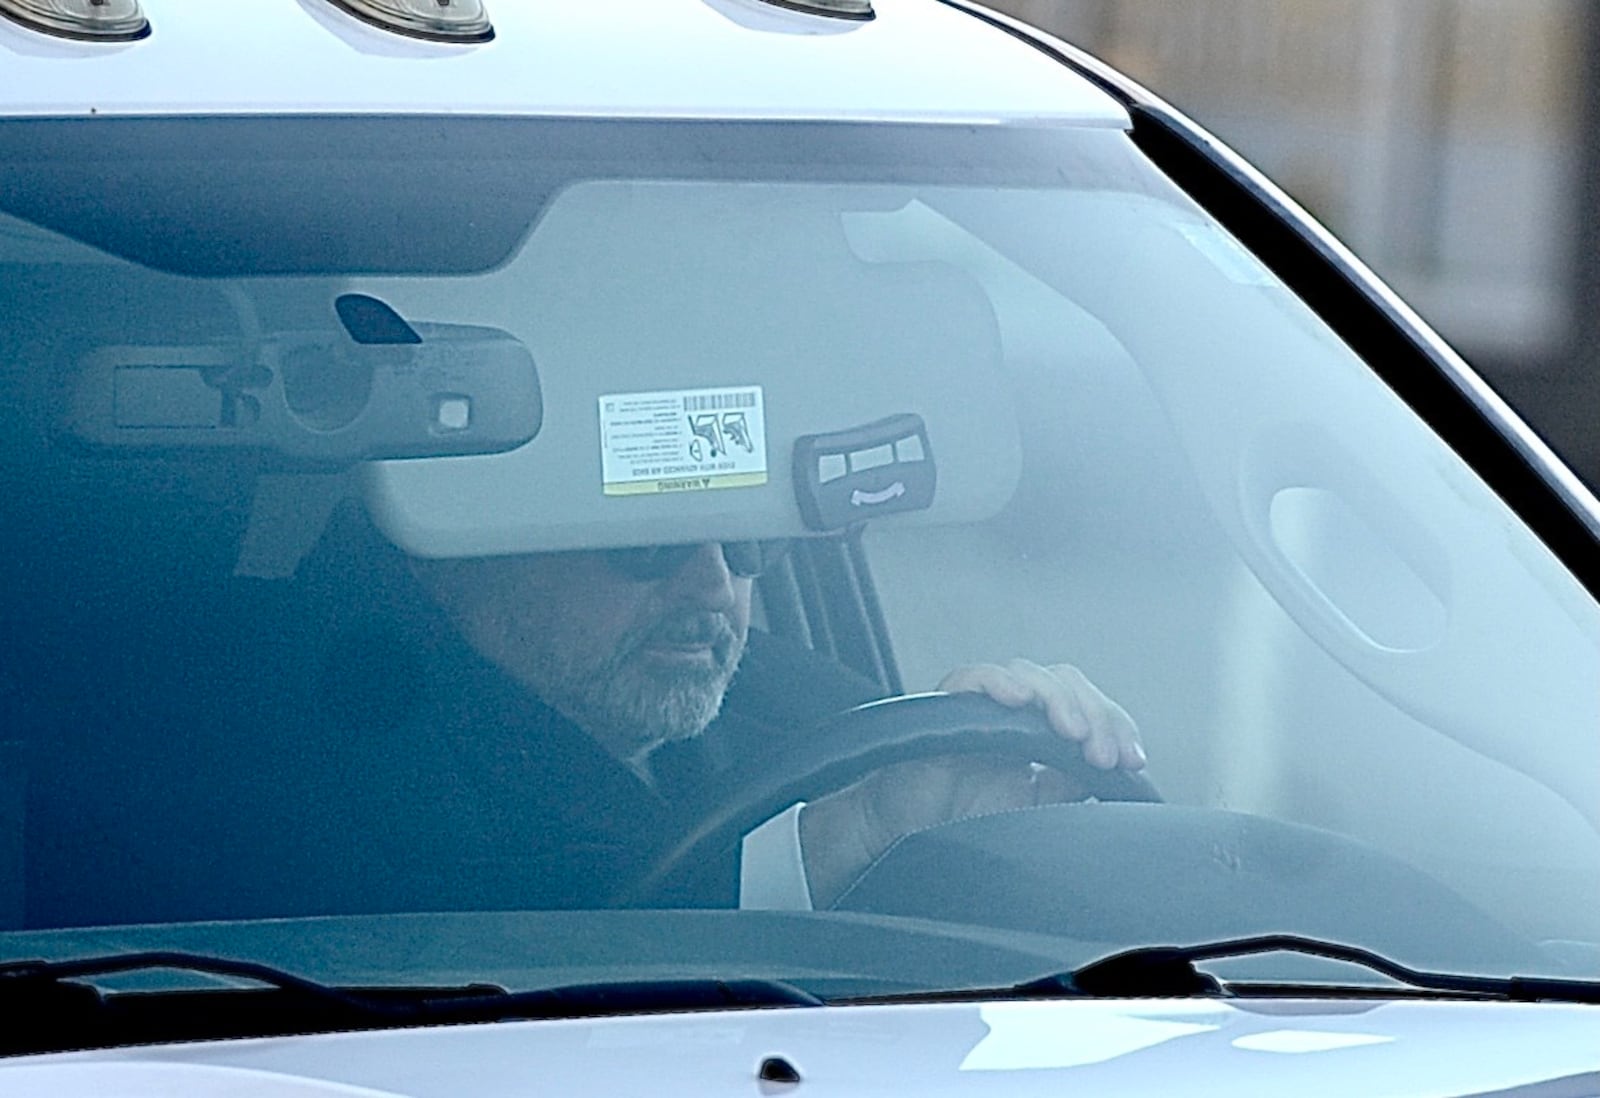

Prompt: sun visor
[{"left": 360, "top": 182, "right": 1021, "bottom": 558}]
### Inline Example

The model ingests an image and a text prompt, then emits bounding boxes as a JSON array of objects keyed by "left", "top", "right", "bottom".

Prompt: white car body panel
[
  {"left": 2, "top": 0, "right": 1597, "bottom": 1091},
  {"left": 3, "top": 1000, "right": 1597, "bottom": 1097},
  {"left": 0, "top": 0, "right": 1128, "bottom": 126}
]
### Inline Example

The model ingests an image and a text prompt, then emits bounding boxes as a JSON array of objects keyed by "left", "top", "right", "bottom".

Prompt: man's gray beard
[{"left": 526, "top": 611, "right": 746, "bottom": 766}]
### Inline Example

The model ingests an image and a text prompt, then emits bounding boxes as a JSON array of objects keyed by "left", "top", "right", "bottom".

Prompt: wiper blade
[
  {"left": 1014, "top": 934, "right": 1600, "bottom": 1004},
  {"left": 0, "top": 950, "right": 823, "bottom": 1056},
  {"left": 0, "top": 950, "right": 416, "bottom": 1014}
]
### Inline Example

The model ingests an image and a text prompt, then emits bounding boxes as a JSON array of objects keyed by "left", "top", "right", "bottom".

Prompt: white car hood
[{"left": 2, "top": 998, "right": 1597, "bottom": 1098}]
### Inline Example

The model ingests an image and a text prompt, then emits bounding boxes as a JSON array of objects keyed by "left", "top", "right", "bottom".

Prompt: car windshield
[{"left": 1, "top": 115, "right": 1596, "bottom": 1000}]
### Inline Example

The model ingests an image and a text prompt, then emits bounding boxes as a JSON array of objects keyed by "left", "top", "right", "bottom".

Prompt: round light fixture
[
  {"left": 755, "top": 0, "right": 873, "bottom": 20},
  {"left": 0, "top": 0, "right": 149, "bottom": 41},
  {"left": 323, "top": 0, "right": 494, "bottom": 43}
]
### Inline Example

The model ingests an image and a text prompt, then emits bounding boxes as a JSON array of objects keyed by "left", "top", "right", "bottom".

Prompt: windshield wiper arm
[
  {"left": 0, "top": 950, "right": 420, "bottom": 1014},
  {"left": 1013, "top": 934, "right": 1600, "bottom": 1004},
  {"left": 0, "top": 950, "right": 823, "bottom": 1056}
]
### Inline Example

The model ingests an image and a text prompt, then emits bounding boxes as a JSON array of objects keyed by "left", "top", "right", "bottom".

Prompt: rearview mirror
[{"left": 69, "top": 300, "right": 542, "bottom": 465}]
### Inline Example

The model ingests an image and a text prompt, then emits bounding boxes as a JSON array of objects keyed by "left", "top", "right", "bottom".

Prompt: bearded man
[{"left": 411, "top": 540, "right": 1145, "bottom": 910}]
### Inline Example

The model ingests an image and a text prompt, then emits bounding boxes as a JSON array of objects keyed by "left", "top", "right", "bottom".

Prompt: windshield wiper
[
  {"left": 840, "top": 934, "right": 1600, "bottom": 1008},
  {"left": 0, "top": 950, "right": 823, "bottom": 1056},
  {"left": 1012, "top": 934, "right": 1600, "bottom": 1004}
]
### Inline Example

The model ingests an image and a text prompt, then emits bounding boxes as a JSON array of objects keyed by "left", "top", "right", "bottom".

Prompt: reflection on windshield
[{"left": 0, "top": 117, "right": 1596, "bottom": 995}]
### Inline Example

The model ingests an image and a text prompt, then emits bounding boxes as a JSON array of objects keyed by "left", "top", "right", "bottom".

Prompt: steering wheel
[{"left": 618, "top": 691, "right": 1163, "bottom": 906}]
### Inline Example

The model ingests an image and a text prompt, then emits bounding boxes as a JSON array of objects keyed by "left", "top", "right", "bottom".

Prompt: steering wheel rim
[{"left": 618, "top": 691, "right": 1162, "bottom": 907}]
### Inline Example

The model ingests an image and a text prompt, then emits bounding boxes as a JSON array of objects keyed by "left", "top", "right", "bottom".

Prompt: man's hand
[
  {"left": 937, "top": 659, "right": 1145, "bottom": 772},
  {"left": 798, "top": 659, "right": 1144, "bottom": 908}
]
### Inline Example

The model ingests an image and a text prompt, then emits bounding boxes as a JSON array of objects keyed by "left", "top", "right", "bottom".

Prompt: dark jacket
[{"left": 27, "top": 568, "right": 880, "bottom": 926}]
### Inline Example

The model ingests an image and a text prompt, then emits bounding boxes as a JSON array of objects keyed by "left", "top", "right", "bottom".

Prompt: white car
[{"left": 0, "top": 0, "right": 1596, "bottom": 1094}]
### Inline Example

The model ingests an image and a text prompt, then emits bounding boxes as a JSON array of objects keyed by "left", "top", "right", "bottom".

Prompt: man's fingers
[
  {"left": 1001, "top": 658, "right": 1094, "bottom": 742},
  {"left": 939, "top": 660, "right": 1089, "bottom": 741},
  {"left": 1010, "top": 659, "right": 1143, "bottom": 771},
  {"left": 808, "top": 660, "right": 1148, "bottom": 909},
  {"left": 1041, "top": 662, "right": 1145, "bottom": 770},
  {"left": 802, "top": 754, "right": 1090, "bottom": 909},
  {"left": 939, "top": 658, "right": 1146, "bottom": 772},
  {"left": 936, "top": 663, "right": 1036, "bottom": 709},
  {"left": 850, "top": 754, "right": 1047, "bottom": 844}
]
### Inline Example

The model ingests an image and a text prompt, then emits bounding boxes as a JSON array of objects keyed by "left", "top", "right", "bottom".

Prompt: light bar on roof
[
  {"left": 325, "top": 0, "right": 494, "bottom": 43},
  {"left": 0, "top": 0, "right": 149, "bottom": 41}
]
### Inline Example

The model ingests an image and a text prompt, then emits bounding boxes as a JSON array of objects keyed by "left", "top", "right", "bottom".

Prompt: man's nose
[{"left": 663, "top": 542, "right": 740, "bottom": 610}]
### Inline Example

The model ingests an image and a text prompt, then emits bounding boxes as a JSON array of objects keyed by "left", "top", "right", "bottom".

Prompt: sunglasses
[{"left": 600, "top": 539, "right": 792, "bottom": 582}]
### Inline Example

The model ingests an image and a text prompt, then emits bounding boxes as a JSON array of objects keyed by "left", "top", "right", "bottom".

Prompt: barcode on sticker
[
  {"left": 683, "top": 392, "right": 757, "bottom": 412},
  {"left": 601, "top": 385, "right": 769, "bottom": 496}
]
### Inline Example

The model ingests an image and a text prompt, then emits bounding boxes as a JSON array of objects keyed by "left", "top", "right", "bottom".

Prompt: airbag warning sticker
[{"left": 600, "top": 386, "right": 768, "bottom": 496}]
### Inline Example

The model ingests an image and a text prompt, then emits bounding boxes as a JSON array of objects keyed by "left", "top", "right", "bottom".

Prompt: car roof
[{"left": 0, "top": 0, "right": 1130, "bottom": 126}]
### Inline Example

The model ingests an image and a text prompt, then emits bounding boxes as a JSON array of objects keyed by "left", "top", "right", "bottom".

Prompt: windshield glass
[{"left": 2, "top": 116, "right": 1597, "bottom": 999}]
